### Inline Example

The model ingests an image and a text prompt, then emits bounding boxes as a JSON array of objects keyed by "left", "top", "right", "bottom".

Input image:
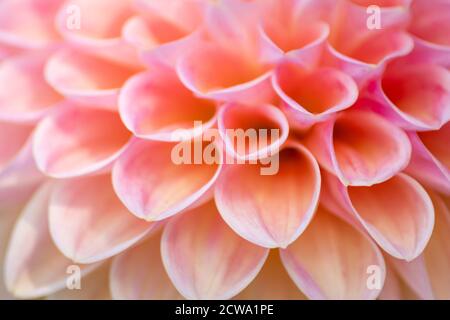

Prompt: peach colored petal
[
  {"left": 215, "top": 143, "right": 320, "bottom": 248},
  {"left": 390, "top": 192, "right": 450, "bottom": 300},
  {"left": 325, "top": 31, "right": 413, "bottom": 86},
  {"left": 3, "top": 183, "right": 99, "bottom": 298},
  {"left": 378, "top": 260, "right": 418, "bottom": 300},
  {"left": 364, "top": 62, "right": 450, "bottom": 130},
  {"left": 389, "top": 255, "right": 434, "bottom": 300},
  {"left": 280, "top": 206, "right": 386, "bottom": 300},
  {"left": 161, "top": 201, "right": 269, "bottom": 300},
  {"left": 49, "top": 174, "right": 158, "bottom": 264},
  {"left": 48, "top": 263, "right": 111, "bottom": 300},
  {"left": 406, "top": 125, "right": 450, "bottom": 195},
  {"left": 236, "top": 251, "right": 306, "bottom": 300},
  {"left": 176, "top": 40, "right": 274, "bottom": 106},
  {"left": 259, "top": 0, "right": 332, "bottom": 66},
  {"left": 112, "top": 139, "right": 221, "bottom": 221},
  {"left": 33, "top": 104, "right": 131, "bottom": 178},
  {"left": 0, "top": 122, "right": 33, "bottom": 173},
  {"left": 110, "top": 232, "right": 182, "bottom": 300},
  {"left": 409, "top": 0, "right": 450, "bottom": 47},
  {"left": 0, "top": 143, "right": 43, "bottom": 207},
  {"left": 55, "top": 0, "right": 139, "bottom": 66},
  {"left": 129, "top": 0, "right": 204, "bottom": 63},
  {"left": 119, "top": 68, "right": 217, "bottom": 141},
  {"left": 0, "top": 0, "right": 61, "bottom": 49},
  {"left": 344, "top": 174, "right": 434, "bottom": 261},
  {"left": 0, "top": 52, "right": 61, "bottom": 123},
  {"left": 304, "top": 110, "right": 411, "bottom": 186},
  {"left": 0, "top": 203, "right": 25, "bottom": 299},
  {"left": 45, "top": 49, "right": 138, "bottom": 109},
  {"left": 421, "top": 193, "right": 450, "bottom": 300},
  {"left": 273, "top": 59, "right": 358, "bottom": 129},
  {"left": 218, "top": 103, "right": 288, "bottom": 161}
]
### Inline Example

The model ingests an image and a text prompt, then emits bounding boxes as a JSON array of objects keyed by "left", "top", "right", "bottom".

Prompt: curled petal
[
  {"left": 119, "top": 68, "right": 217, "bottom": 141},
  {"left": 215, "top": 143, "right": 320, "bottom": 248},
  {"left": 364, "top": 62, "right": 450, "bottom": 131},
  {"left": 55, "top": 0, "right": 138, "bottom": 66},
  {"left": 406, "top": 0, "right": 450, "bottom": 67},
  {"left": 406, "top": 124, "right": 450, "bottom": 195},
  {"left": 280, "top": 206, "right": 386, "bottom": 300},
  {"left": 45, "top": 49, "right": 138, "bottom": 109},
  {"left": 326, "top": 172, "right": 435, "bottom": 261},
  {"left": 236, "top": 251, "right": 306, "bottom": 300},
  {"left": 422, "top": 193, "right": 450, "bottom": 299},
  {"left": 161, "top": 201, "right": 269, "bottom": 300},
  {"left": 259, "top": 0, "right": 332, "bottom": 65},
  {"left": 0, "top": 52, "right": 61, "bottom": 123},
  {"left": 48, "top": 263, "right": 111, "bottom": 300},
  {"left": 218, "top": 103, "right": 289, "bottom": 161},
  {"left": 49, "top": 175, "right": 158, "bottom": 264},
  {"left": 33, "top": 104, "right": 131, "bottom": 178},
  {"left": 304, "top": 110, "right": 411, "bottom": 186},
  {"left": 0, "top": 0, "right": 61, "bottom": 49},
  {"left": 325, "top": 32, "right": 413, "bottom": 85},
  {"left": 129, "top": 0, "right": 204, "bottom": 63},
  {"left": 177, "top": 40, "right": 274, "bottom": 105},
  {"left": 4, "top": 183, "right": 99, "bottom": 298},
  {"left": 273, "top": 60, "right": 358, "bottom": 129},
  {"left": 391, "top": 192, "right": 450, "bottom": 299},
  {"left": 0, "top": 203, "right": 25, "bottom": 299},
  {"left": 112, "top": 139, "right": 221, "bottom": 221},
  {"left": 110, "top": 232, "right": 182, "bottom": 300}
]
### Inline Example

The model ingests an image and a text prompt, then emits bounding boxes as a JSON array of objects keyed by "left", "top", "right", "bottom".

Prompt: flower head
[{"left": 0, "top": 0, "right": 449, "bottom": 300}]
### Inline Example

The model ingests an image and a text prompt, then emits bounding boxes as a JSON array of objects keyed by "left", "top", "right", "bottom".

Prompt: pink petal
[
  {"left": 324, "top": 0, "right": 412, "bottom": 85},
  {"left": 406, "top": 124, "right": 450, "bottom": 195},
  {"left": 406, "top": 0, "right": 450, "bottom": 67},
  {"left": 0, "top": 51, "right": 61, "bottom": 123},
  {"left": 409, "top": 0, "right": 450, "bottom": 48},
  {"left": 236, "top": 251, "right": 306, "bottom": 300},
  {"left": 161, "top": 201, "right": 269, "bottom": 300},
  {"left": 4, "top": 183, "right": 99, "bottom": 298},
  {"left": 176, "top": 40, "right": 274, "bottom": 106},
  {"left": 55, "top": 0, "right": 139, "bottom": 66},
  {"left": 45, "top": 49, "right": 139, "bottom": 109},
  {"left": 341, "top": 173, "right": 434, "bottom": 261},
  {"left": 390, "top": 192, "right": 450, "bottom": 299},
  {"left": 49, "top": 174, "right": 158, "bottom": 264},
  {"left": 280, "top": 206, "right": 386, "bottom": 300},
  {"left": 110, "top": 231, "right": 182, "bottom": 300},
  {"left": 0, "top": 140, "right": 43, "bottom": 207},
  {"left": 364, "top": 62, "right": 450, "bottom": 130},
  {"left": 0, "top": 203, "right": 25, "bottom": 299},
  {"left": 422, "top": 193, "right": 450, "bottom": 299},
  {"left": 48, "top": 263, "right": 111, "bottom": 300},
  {"left": 304, "top": 110, "right": 411, "bottom": 186},
  {"left": 218, "top": 103, "right": 289, "bottom": 161},
  {"left": 259, "top": 0, "right": 331, "bottom": 66},
  {"left": 119, "top": 68, "right": 217, "bottom": 141},
  {"left": 128, "top": 0, "right": 204, "bottom": 59},
  {"left": 325, "top": 32, "right": 413, "bottom": 85},
  {"left": 0, "top": 0, "right": 61, "bottom": 49},
  {"left": 389, "top": 255, "right": 434, "bottom": 300},
  {"left": 273, "top": 59, "right": 358, "bottom": 129},
  {"left": 33, "top": 104, "right": 131, "bottom": 178},
  {"left": 215, "top": 142, "right": 320, "bottom": 248},
  {"left": 0, "top": 122, "right": 33, "bottom": 173},
  {"left": 112, "top": 139, "right": 221, "bottom": 221}
]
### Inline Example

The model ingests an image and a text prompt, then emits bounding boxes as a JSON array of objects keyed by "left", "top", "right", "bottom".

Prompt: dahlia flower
[{"left": 0, "top": 0, "right": 449, "bottom": 300}]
